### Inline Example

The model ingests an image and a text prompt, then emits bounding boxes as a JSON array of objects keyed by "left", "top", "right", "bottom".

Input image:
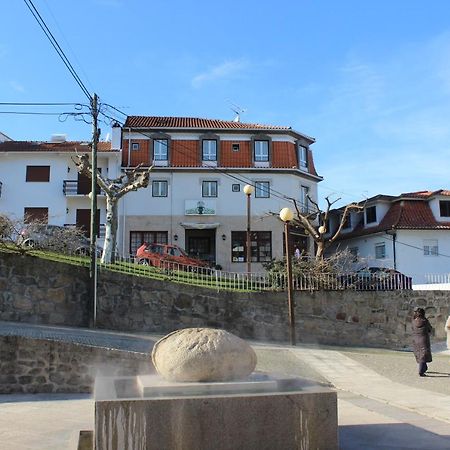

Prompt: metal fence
[{"left": 94, "top": 253, "right": 414, "bottom": 292}]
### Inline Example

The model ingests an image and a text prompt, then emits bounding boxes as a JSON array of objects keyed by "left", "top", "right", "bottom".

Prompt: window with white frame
[
  {"left": 375, "top": 242, "right": 386, "bottom": 259},
  {"left": 298, "top": 145, "right": 308, "bottom": 170},
  {"left": 254, "top": 140, "right": 269, "bottom": 162},
  {"left": 202, "top": 140, "right": 217, "bottom": 161},
  {"left": 202, "top": 181, "right": 217, "bottom": 197},
  {"left": 255, "top": 181, "right": 270, "bottom": 198},
  {"left": 131, "top": 142, "right": 140, "bottom": 151},
  {"left": 153, "top": 139, "right": 168, "bottom": 161},
  {"left": 300, "top": 185, "right": 309, "bottom": 213},
  {"left": 423, "top": 239, "right": 438, "bottom": 256},
  {"left": 152, "top": 180, "right": 168, "bottom": 197}
]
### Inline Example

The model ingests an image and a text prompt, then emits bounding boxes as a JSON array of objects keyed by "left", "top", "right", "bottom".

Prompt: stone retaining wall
[
  {"left": 0, "top": 335, "right": 153, "bottom": 394},
  {"left": 1, "top": 252, "right": 449, "bottom": 348}
]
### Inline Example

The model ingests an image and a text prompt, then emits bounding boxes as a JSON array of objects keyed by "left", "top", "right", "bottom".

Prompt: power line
[
  {"left": 382, "top": 234, "right": 450, "bottom": 259},
  {"left": 0, "top": 102, "right": 87, "bottom": 107},
  {"left": 23, "top": 0, "right": 92, "bottom": 101}
]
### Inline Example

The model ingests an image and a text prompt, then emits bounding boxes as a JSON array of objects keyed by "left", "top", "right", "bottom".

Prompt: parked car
[
  {"left": 352, "top": 267, "right": 412, "bottom": 290},
  {"left": 136, "top": 243, "right": 209, "bottom": 269},
  {"left": 19, "top": 224, "right": 102, "bottom": 256}
]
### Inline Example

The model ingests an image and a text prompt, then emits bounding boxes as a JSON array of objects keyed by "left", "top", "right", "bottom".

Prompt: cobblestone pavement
[{"left": 1, "top": 321, "right": 449, "bottom": 449}]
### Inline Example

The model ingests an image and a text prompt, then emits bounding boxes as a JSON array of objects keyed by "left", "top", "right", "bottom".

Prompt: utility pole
[{"left": 89, "top": 93, "right": 99, "bottom": 328}]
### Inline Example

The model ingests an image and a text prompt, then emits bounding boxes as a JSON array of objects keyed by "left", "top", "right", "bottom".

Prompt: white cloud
[
  {"left": 191, "top": 59, "right": 249, "bottom": 89},
  {"left": 9, "top": 81, "right": 25, "bottom": 93}
]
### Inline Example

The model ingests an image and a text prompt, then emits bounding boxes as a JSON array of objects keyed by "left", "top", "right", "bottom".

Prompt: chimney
[{"left": 111, "top": 121, "right": 122, "bottom": 150}]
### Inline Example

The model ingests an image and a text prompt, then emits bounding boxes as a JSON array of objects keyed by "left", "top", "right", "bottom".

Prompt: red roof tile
[
  {"left": 401, "top": 190, "right": 450, "bottom": 198},
  {"left": 0, "top": 141, "right": 113, "bottom": 153},
  {"left": 124, "top": 116, "right": 293, "bottom": 131}
]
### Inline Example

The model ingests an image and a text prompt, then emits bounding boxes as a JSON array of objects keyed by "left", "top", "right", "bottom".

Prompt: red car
[{"left": 136, "top": 243, "right": 208, "bottom": 269}]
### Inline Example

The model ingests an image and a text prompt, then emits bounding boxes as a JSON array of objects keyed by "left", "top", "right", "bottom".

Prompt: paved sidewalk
[{"left": 1, "top": 322, "right": 449, "bottom": 449}]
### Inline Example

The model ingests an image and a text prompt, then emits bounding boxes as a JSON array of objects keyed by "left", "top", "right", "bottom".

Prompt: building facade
[
  {"left": 327, "top": 190, "right": 450, "bottom": 283},
  {"left": 0, "top": 116, "right": 322, "bottom": 272}
]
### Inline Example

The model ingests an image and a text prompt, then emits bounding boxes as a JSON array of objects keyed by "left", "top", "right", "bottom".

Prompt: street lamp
[
  {"left": 279, "top": 207, "right": 296, "bottom": 346},
  {"left": 243, "top": 184, "right": 254, "bottom": 274}
]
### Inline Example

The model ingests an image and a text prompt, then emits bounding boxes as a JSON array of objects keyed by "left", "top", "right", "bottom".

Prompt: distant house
[{"left": 327, "top": 190, "right": 450, "bottom": 283}]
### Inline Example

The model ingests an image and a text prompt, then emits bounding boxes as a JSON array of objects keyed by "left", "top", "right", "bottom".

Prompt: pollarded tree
[
  {"left": 291, "top": 195, "right": 364, "bottom": 260},
  {"left": 73, "top": 153, "right": 152, "bottom": 263}
]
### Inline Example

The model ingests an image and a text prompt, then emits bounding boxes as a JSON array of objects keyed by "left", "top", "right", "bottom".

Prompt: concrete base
[{"left": 94, "top": 376, "right": 338, "bottom": 450}]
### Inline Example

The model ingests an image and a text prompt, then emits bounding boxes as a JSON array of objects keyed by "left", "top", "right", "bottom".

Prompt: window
[
  {"left": 424, "top": 239, "right": 438, "bottom": 256},
  {"left": 232, "top": 184, "right": 240, "bottom": 192},
  {"left": 152, "top": 180, "right": 168, "bottom": 197},
  {"left": 254, "top": 140, "right": 269, "bottom": 162},
  {"left": 131, "top": 142, "right": 140, "bottom": 151},
  {"left": 298, "top": 145, "right": 308, "bottom": 170},
  {"left": 342, "top": 214, "right": 351, "bottom": 229},
  {"left": 440, "top": 201, "right": 450, "bottom": 217},
  {"left": 300, "top": 186, "right": 309, "bottom": 213},
  {"left": 26, "top": 166, "right": 50, "bottom": 182},
  {"left": 232, "top": 143, "right": 240, "bottom": 152},
  {"left": 231, "top": 231, "right": 272, "bottom": 262},
  {"left": 129, "top": 231, "right": 168, "bottom": 256},
  {"left": 375, "top": 242, "right": 386, "bottom": 259},
  {"left": 255, "top": 181, "right": 270, "bottom": 198},
  {"left": 202, "top": 140, "right": 217, "bottom": 161},
  {"left": 153, "top": 139, "right": 168, "bottom": 161},
  {"left": 349, "top": 247, "right": 359, "bottom": 262},
  {"left": 366, "top": 206, "right": 377, "bottom": 224},
  {"left": 202, "top": 181, "right": 217, "bottom": 197},
  {"left": 24, "top": 207, "right": 48, "bottom": 223}
]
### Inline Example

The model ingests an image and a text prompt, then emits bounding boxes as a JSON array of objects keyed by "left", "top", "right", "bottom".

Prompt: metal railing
[
  {"left": 423, "top": 273, "right": 450, "bottom": 284},
  {"left": 93, "top": 253, "right": 414, "bottom": 292},
  {"left": 63, "top": 180, "right": 105, "bottom": 196}
]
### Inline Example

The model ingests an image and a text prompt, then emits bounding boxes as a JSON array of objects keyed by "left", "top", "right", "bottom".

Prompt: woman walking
[{"left": 412, "top": 308, "right": 433, "bottom": 377}]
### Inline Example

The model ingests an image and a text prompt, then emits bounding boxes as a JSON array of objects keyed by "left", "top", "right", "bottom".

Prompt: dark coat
[{"left": 412, "top": 317, "right": 432, "bottom": 363}]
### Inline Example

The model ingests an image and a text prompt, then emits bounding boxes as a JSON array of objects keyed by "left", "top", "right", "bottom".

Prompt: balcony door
[{"left": 76, "top": 208, "right": 100, "bottom": 237}]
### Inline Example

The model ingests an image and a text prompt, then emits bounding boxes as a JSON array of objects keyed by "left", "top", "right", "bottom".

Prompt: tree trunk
[
  {"left": 315, "top": 241, "right": 325, "bottom": 260},
  {"left": 102, "top": 197, "right": 118, "bottom": 264}
]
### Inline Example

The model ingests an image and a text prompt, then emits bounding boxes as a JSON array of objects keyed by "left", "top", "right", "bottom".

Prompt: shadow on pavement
[{"left": 340, "top": 423, "right": 450, "bottom": 450}]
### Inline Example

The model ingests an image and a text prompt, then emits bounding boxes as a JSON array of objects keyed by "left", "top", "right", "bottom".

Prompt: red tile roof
[
  {"left": 401, "top": 190, "right": 450, "bottom": 198},
  {"left": 124, "top": 116, "right": 293, "bottom": 131},
  {"left": 338, "top": 198, "right": 450, "bottom": 240},
  {"left": 0, "top": 141, "right": 113, "bottom": 153}
]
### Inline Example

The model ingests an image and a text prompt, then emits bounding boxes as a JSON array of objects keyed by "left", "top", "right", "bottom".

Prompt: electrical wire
[
  {"left": 0, "top": 102, "right": 88, "bottom": 107},
  {"left": 382, "top": 234, "right": 450, "bottom": 259},
  {"left": 23, "top": 0, "right": 92, "bottom": 101}
]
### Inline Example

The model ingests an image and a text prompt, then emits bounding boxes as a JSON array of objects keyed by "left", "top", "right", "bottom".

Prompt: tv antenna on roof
[{"left": 228, "top": 100, "right": 247, "bottom": 122}]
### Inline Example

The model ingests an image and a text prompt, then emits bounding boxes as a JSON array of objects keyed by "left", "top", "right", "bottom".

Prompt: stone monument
[{"left": 93, "top": 328, "right": 338, "bottom": 450}]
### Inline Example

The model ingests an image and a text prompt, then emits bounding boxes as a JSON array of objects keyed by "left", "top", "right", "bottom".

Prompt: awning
[{"left": 180, "top": 222, "right": 221, "bottom": 230}]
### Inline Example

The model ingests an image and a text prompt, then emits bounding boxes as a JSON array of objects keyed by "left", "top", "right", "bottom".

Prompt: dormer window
[
  {"left": 342, "top": 214, "right": 351, "bottom": 229},
  {"left": 298, "top": 145, "right": 308, "bottom": 170},
  {"left": 439, "top": 200, "right": 450, "bottom": 217},
  {"left": 366, "top": 206, "right": 377, "bottom": 224},
  {"left": 154, "top": 139, "right": 168, "bottom": 161},
  {"left": 202, "top": 140, "right": 217, "bottom": 161},
  {"left": 254, "top": 140, "right": 269, "bottom": 162}
]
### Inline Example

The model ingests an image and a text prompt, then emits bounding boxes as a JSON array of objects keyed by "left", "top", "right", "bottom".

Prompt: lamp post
[
  {"left": 279, "top": 207, "right": 296, "bottom": 346},
  {"left": 243, "top": 184, "right": 254, "bottom": 274}
]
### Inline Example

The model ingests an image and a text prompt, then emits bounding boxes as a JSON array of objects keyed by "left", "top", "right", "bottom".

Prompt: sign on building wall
[{"left": 185, "top": 200, "right": 216, "bottom": 215}]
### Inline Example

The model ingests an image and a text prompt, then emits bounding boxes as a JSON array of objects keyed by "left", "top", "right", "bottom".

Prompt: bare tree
[
  {"left": 73, "top": 154, "right": 152, "bottom": 264},
  {"left": 291, "top": 195, "right": 364, "bottom": 260}
]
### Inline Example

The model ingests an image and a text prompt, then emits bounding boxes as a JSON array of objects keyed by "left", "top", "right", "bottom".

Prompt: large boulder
[{"left": 152, "top": 328, "right": 257, "bottom": 382}]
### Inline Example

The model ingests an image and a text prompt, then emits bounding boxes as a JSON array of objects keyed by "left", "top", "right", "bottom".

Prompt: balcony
[{"left": 63, "top": 180, "right": 105, "bottom": 196}]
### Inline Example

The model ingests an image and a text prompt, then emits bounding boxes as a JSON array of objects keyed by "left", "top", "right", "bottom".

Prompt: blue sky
[{"left": 1, "top": 0, "right": 450, "bottom": 207}]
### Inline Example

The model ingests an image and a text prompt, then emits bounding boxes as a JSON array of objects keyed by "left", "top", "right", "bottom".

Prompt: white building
[
  {"left": 0, "top": 116, "right": 323, "bottom": 272},
  {"left": 0, "top": 136, "right": 119, "bottom": 245},
  {"left": 328, "top": 190, "right": 450, "bottom": 283}
]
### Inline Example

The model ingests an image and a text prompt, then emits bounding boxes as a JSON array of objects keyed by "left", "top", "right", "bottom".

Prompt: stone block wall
[
  {"left": 0, "top": 335, "right": 153, "bottom": 394},
  {"left": 1, "top": 252, "right": 449, "bottom": 349}
]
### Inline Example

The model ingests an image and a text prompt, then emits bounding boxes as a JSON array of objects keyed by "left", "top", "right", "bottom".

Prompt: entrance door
[{"left": 185, "top": 229, "right": 216, "bottom": 264}]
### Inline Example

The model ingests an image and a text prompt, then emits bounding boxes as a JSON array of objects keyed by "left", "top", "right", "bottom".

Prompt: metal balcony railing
[{"left": 63, "top": 180, "right": 104, "bottom": 196}]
